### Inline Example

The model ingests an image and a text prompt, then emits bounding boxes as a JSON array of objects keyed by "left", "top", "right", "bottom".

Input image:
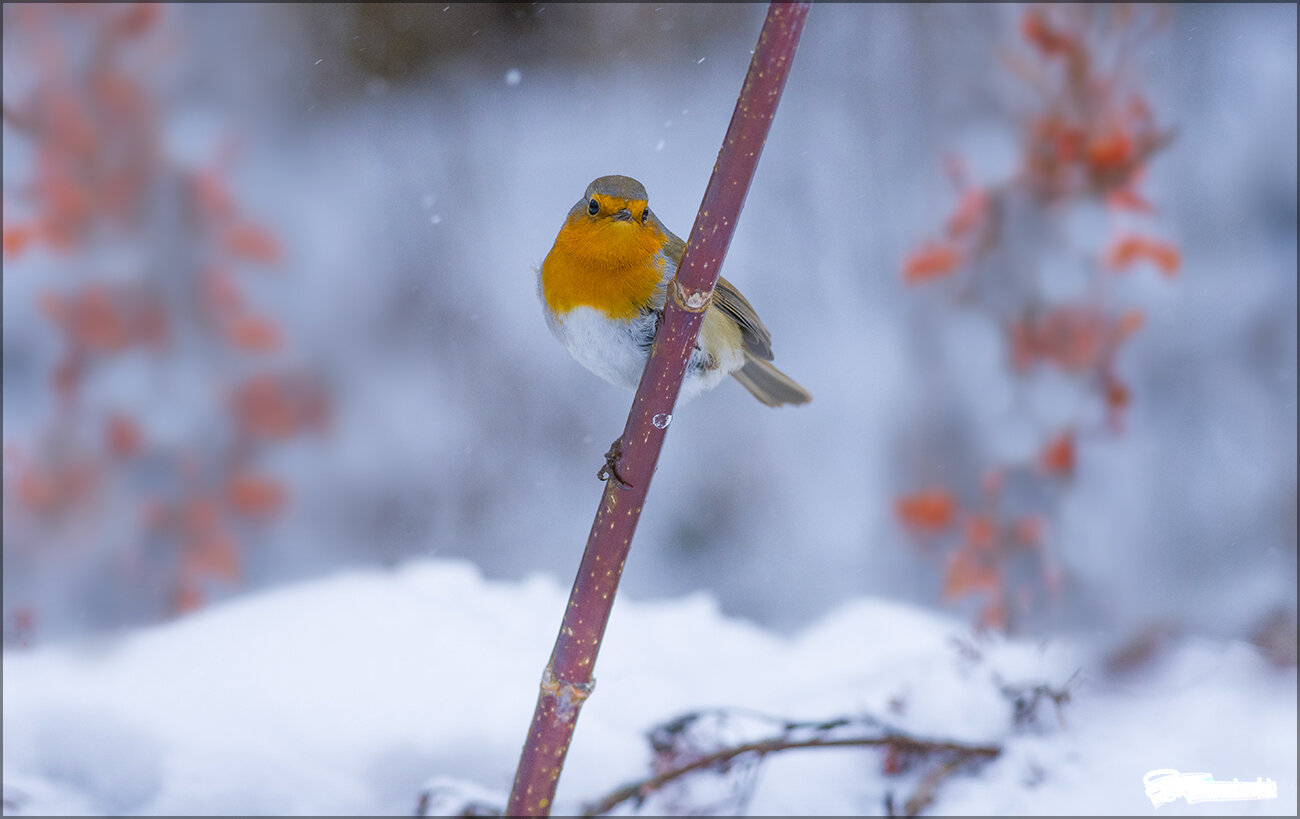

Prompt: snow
[{"left": 4, "top": 559, "right": 1294, "bottom": 816}]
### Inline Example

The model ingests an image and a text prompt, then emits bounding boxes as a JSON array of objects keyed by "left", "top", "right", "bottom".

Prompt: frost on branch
[{"left": 583, "top": 660, "right": 1078, "bottom": 818}]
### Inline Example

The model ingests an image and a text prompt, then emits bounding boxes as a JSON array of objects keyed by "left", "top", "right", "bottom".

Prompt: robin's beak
[{"left": 613, "top": 208, "right": 634, "bottom": 222}]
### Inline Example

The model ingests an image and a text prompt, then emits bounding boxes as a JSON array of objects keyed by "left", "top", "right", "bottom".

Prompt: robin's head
[{"left": 570, "top": 175, "right": 654, "bottom": 229}]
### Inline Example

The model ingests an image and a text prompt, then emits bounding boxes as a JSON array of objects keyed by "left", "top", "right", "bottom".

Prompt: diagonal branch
[{"left": 505, "top": 3, "right": 811, "bottom": 816}]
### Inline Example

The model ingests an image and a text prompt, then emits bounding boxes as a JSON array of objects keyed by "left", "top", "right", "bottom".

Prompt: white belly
[
  {"left": 548, "top": 306, "right": 657, "bottom": 391},
  {"left": 545, "top": 305, "right": 737, "bottom": 403}
]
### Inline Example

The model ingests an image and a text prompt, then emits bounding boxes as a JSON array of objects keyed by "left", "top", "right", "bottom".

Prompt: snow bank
[{"left": 3, "top": 559, "right": 1294, "bottom": 815}]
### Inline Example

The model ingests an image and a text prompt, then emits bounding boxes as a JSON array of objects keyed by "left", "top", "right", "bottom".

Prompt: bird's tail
[{"left": 731, "top": 356, "right": 812, "bottom": 407}]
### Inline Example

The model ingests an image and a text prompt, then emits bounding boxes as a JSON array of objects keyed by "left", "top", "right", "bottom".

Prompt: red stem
[{"left": 506, "top": 4, "right": 810, "bottom": 815}]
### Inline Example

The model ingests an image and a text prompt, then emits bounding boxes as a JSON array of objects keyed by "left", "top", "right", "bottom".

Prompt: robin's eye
[
  {"left": 640, "top": 209, "right": 649, "bottom": 224},
  {"left": 588, "top": 199, "right": 599, "bottom": 216}
]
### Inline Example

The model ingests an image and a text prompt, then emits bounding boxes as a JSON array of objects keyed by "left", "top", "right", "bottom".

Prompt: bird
[{"left": 538, "top": 174, "right": 811, "bottom": 411}]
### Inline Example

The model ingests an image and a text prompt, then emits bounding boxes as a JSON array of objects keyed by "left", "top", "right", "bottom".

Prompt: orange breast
[{"left": 541, "top": 215, "right": 669, "bottom": 321}]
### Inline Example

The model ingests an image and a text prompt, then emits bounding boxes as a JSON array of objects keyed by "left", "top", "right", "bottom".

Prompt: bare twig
[
  {"left": 998, "top": 668, "right": 1081, "bottom": 731},
  {"left": 504, "top": 4, "right": 810, "bottom": 816},
  {"left": 583, "top": 729, "right": 1001, "bottom": 816},
  {"left": 900, "top": 752, "right": 987, "bottom": 817}
]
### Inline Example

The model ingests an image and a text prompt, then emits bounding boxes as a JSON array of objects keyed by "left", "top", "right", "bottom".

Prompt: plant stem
[{"left": 504, "top": 4, "right": 811, "bottom": 815}]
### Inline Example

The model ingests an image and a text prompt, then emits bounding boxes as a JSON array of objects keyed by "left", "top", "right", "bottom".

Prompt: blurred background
[{"left": 3, "top": 4, "right": 1295, "bottom": 665}]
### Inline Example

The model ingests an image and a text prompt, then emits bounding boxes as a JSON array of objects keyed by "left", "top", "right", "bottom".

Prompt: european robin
[{"left": 538, "top": 174, "right": 812, "bottom": 411}]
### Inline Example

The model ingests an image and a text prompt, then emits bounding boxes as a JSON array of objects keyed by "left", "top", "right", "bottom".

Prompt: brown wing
[
  {"left": 713, "top": 276, "right": 773, "bottom": 361},
  {"left": 658, "top": 223, "right": 773, "bottom": 361}
]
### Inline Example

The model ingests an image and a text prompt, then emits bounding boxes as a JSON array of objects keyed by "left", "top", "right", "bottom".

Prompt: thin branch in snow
[{"left": 582, "top": 709, "right": 1002, "bottom": 817}]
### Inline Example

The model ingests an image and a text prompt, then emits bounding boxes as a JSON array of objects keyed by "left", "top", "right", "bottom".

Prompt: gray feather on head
[{"left": 585, "top": 175, "right": 648, "bottom": 202}]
